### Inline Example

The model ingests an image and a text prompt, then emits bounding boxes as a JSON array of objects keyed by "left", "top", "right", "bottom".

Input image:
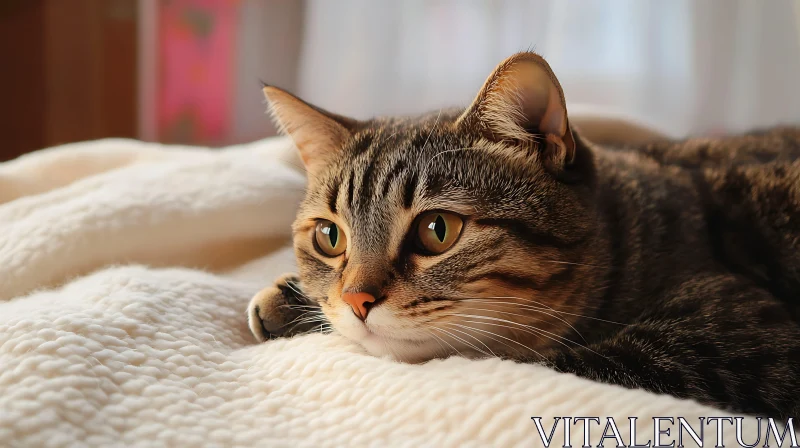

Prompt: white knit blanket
[{"left": 0, "top": 137, "right": 777, "bottom": 447}]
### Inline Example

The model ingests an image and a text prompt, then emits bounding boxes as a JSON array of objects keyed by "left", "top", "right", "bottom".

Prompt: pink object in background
[{"left": 157, "top": 0, "right": 239, "bottom": 144}]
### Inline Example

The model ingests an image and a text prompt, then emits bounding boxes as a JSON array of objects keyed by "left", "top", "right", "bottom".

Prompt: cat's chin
[
  {"left": 356, "top": 331, "right": 448, "bottom": 364},
  {"left": 330, "top": 306, "right": 488, "bottom": 363},
  {"left": 333, "top": 317, "right": 449, "bottom": 363}
]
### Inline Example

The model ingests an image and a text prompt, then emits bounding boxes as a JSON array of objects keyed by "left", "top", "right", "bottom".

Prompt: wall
[{"left": 0, "top": 0, "right": 138, "bottom": 161}]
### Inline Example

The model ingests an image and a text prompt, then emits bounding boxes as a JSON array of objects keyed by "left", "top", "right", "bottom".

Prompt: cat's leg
[
  {"left": 247, "top": 273, "right": 327, "bottom": 342},
  {"left": 529, "top": 274, "right": 800, "bottom": 419}
]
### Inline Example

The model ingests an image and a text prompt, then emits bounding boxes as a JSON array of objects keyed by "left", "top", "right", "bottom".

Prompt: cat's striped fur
[{"left": 248, "top": 52, "right": 800, "bottom": 419}]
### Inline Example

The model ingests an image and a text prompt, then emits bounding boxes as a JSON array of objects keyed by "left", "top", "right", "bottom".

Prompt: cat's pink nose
[{"left": 342, "top": 292, "right": 376, "bottom": 321}]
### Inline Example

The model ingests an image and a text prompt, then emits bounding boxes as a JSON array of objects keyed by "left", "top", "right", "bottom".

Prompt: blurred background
[{"left": 2, "top": 0, "right": 800, "bottom": 161}]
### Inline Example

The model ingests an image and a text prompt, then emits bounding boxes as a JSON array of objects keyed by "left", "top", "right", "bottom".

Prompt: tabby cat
[{"left": 248, "top": 52, "right": 800, "bottom": 419}]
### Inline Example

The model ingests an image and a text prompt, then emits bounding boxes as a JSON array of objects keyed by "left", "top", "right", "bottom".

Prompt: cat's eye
[
  {"left": 314, "top": 220, "right": 347, "bottom": 257},
  {"left": 414, "top": 212, "right": 464, "bottom": 255}
]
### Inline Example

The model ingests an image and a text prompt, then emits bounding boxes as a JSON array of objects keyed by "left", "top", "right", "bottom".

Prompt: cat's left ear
[
  {"left": 263, "top": 85, "right": 360, "bottom": 175},
  {"left": 457, "top": 52, "right": 577, "bottom": 172}
]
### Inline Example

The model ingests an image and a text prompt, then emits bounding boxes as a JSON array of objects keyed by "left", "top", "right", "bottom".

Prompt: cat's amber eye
[
  {"left": 414, "top": 212, "right": 464, "bottom": 255},
  {"left": 314, "top": 220, "right": 347, "bottom": 257}
]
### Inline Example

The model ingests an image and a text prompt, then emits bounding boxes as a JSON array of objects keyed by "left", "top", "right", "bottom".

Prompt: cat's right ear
[
  {"left": 456, "top": 52, "right": 577, "bottom": 174},
  {"left": 263, "top": 86, "right": 359, "bottom": 175}
]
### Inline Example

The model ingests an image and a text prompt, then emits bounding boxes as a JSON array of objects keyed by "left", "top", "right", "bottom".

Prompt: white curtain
[{"left": 297, "top": 0, "right": 800, "bottom": 137}]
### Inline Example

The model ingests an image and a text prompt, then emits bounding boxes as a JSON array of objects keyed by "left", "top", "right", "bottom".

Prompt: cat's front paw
[{"left": 247, "top": 273, "right": 325, "bottom": 342}]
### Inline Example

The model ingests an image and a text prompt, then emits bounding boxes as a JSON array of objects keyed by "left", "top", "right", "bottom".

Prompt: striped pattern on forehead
[{"left": 295, "top": 101, "right": 594, "bottom": 299}]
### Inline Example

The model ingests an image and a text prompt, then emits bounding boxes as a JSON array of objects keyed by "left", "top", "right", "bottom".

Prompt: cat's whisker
[
  {"left": 454, "top": 311, "right": 580, "bottom": 354},
  {"left": 451, "top": 291, "right": 606, "bottom": 312},
  {"left": 538, "top": 259, "right": 602, "bottom": 268},
  {"left": 313, "top": 323, "right": 333, "bottom": 334},
  {"left": 279, "top": 308, "right": 323, "bottom": 321},
  {"left": 272, "top": 310, "right": 319, "bottom": 329},
  {"left": 285, "top": 281, "right": 314, "bottom": 300},
  {"left": 446, "top": 325, "right": 499, "bottom": 357},
  {"left": 436, "top": 322, "right": 498, "bottom": 358},
  {"left": 454, "top": 314, "right": 611, "bottom": 362},
  {"left": 374, "top": 330, "right": 405, "bottom": 361},
  {"left": 459, "top": 299, "right": 569, "bottom": 313},
  {"left": 383, "top": 128, "right": 401, "bottom": 142},
  {"left": 288, "top": 314, "right": 325, "bottom": 323},
  {"left": 472, "top": 295, "right": 600, "bottom": 311},
  {"left": 281, "top": 313, "right": 327, "bottom": 332},
  {"left": 427, "top": 146, "right": 481, "bottom": 168},
  {"left": 283, "top": 320, "right": 326, "bottom": 334},
  {"left": 433, "top": 326, "right": 495, "bottom": 358},
  {"left": 439, "top": 321, "right": 545, "bottom": 361},
  {"left": 463, "top": 298, "right": 583, "bottom": 328},
  {"left": 469, "top": 296, "right": 629, "bottom": 326},
  {"left": 428, "top": 331, "right": 460, "bottom": 358},
  {"left": 439, "top": 322, "right": 509, "bottom": 357},
  {"left": 458, "top": 304, "right": 588, "bottom": 344},
  {"left": 279, "top": 307, "right": 322, "bottom": 316},
  {"left": 449, "top": 307, "right": 587, "bottom": 351},
  {"left": 425, "top": 330, "right": 452, "bottom": 358},
  {"left": 458, "top": 299, "right": 591, "bottom": 339},
  {"left": 278, "top": 304, "right": 321, "bottom": 311},
  {"left": 459, "top": 316, "right": 583, "bottom": 358},
  {"left": 282, "top": 321, "right": 322, "bottom": 335},
  {"left": 287, "top": 314, "right": 326, "bottom": 325},
  {"left": 284, "top": 323, "right": 325, "bottom": 336},
  {"left": 430, "top": 328, "right": 467, "bottom": 358},
  {"left": 421, "top": 109, "right": 443, "bottom": 151}
]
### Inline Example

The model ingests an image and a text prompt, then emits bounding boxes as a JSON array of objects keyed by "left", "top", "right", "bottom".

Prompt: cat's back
[
  {"left": 592, "top": 126, "right": 800, "bottom": 221},
  {"left": 694, "top": 132, "right": 800, "bottom": 308},
  {"left": 594, "top": 126, "right": 800, "bottom": 308},
  {"left": 617, "top": 125, "right": 800, "bottom": 169}
]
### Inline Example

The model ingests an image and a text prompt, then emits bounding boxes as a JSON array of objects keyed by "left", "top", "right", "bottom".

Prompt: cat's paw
[{"left": 247, "top": 273, "right": 325, "bottom": 342}]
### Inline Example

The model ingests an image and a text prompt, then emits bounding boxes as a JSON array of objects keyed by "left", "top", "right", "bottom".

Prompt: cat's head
[{"left": 265, "top": 52, "right": 605, "bottom": 362}]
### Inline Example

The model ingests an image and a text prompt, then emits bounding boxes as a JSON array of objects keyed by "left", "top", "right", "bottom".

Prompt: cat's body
[
  {"left": 248, "top": 53, "right": 800, "bottom": 419},
  {"left": 541, "top": 127, "right": 800, "bottom": 419}
]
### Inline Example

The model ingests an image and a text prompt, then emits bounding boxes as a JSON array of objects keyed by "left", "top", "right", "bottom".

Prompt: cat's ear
[
  {"left": 457, "top": 52, "right": 577, "bottom": 171},
  {"left": 263, "top": 85, "right": 359, "bottom": 175}
]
